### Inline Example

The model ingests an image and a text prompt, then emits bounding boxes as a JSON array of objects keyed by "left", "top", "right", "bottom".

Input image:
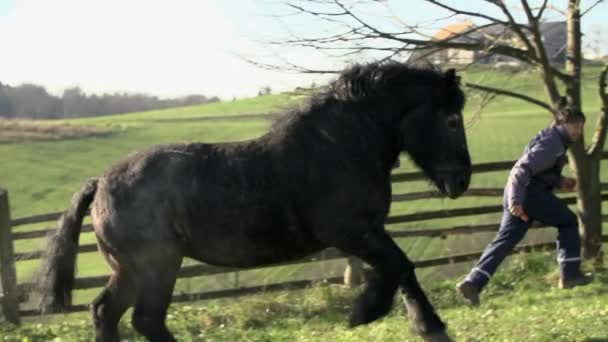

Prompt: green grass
[
  {"left": 1, "top": 66, "right": 607, "bottom": 312},
  {"left": 2, "top": 252, "right": 607, "bottom": 341}
]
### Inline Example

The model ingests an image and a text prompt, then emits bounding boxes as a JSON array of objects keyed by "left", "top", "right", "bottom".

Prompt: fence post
[
  {"left": 234, "top": 271, "right": 240, "bottom": 288},
  {"left": 343, "top": 257, "right": 364, "bottom": 288},
  {"left": 0, "top": 188, "right": 20, "bottom": 324}
]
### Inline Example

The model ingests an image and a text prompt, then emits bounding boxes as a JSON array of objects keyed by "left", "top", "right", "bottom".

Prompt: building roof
[
  {"left": 433, "top": 21, "right": 475, "bottom": 40},
  {"left": 411, "top": 20, "right": 566, "bottom": 65}
]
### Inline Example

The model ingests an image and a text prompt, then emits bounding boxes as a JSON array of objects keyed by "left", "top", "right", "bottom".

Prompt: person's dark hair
[
  {"left": 555, "top": 97, "right": 586, "bottom": 125},
  {"left": 555, "top": 107, "right": 586, "bottom": 124}
]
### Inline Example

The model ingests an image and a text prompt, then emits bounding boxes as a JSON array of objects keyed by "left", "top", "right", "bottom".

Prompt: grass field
[
  {"left": 1, "top": 252, "right": 607, "bottom": 341},
  {"left": 0, "top": 65, "right": 607, "bottom": 316}
]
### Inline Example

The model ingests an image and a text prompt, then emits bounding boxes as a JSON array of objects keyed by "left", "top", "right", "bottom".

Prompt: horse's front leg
[
  {"left": 318, "top": 224, "right": 450, "bottom": 341},
  {"left": 398, "top": 255, "right": 450, "bottom": 342}
]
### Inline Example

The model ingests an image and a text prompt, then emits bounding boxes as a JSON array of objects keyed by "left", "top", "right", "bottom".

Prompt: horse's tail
[{"left": 38, "top": 178, "right": 98, "bottom": 312}]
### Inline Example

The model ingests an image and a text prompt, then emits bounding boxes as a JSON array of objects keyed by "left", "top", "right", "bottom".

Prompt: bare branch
[
  {"left": 275, "top": 0, "right": 542, "bottom": 67},
  {"left": 279, "top": 27, "right": 371, "bottom": 45},
  {"left": 281, "top": 2, "right": 361, "bottom": 27},
  {"left": 536, "top": 0, "right": 549, "bottom": 19},
  {"left": 281, "top": 1, "right": 423, "bottom": 49},
  {"left": 487, "top": 0, "right": 536, "bottom": 54},
  {"left": 465, "top": 82, "right": 552, "bottom": 112},
  {"left": 564, "top": 0, "right": 583, "bottom": 109},
  {"left": 278, "top": 23, "right": 535, "bottom": 64},
  {"left": 465, "top": 91, "right": 497, "bottom": 130},
  {"left": 376, "top": 48, "right": 407, "bottom": 64},
  {"left": 332, "top": 1, "right": 394, "bottom": 39},
  {"left": 545, "top": 4, "right": 567, "bottom": 15},
  {"left": 552, "top": 68, "right": 574, "bottom": 83},
  {"left": 520, "top": 0, "right": 562, "bottom": 104},
  {"left": 267, "top": 0, "right": 566, "bottom": 107},
  {"left": 407, "top": 21, "right": 536, "bottom": 64},
  {"left": 448, "top": 42, "right": 535, "bottom": 64},
  {"left": 278, "top": 26, "right": 412, "bottom": 46},
  {"left": 581, "top": 0, "right": 605, "bottom": 16},
  {"left": 285, "top": 3, "right": 347, "bottom": 17},
  {"left": 239, "top": 55, "right": 339, "bottom": 74},
  {"left": 588, "top": 64, "right": 608, "bottom": 157},
  {"left": 423, "top": 0, "right": 507, "bottom": 25}
]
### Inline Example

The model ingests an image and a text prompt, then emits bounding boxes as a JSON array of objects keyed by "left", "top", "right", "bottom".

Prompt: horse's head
[
  {"left": 398, "top": 68, "right": 471, "bottom": 199},
  {"left": 324, "top": 62, "right": 471, "bottom": 198}
]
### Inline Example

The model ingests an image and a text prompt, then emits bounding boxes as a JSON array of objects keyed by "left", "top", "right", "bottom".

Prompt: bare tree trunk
[
  {"left": 570, "top": 147, "right": 604, "bottom": 263},
  {"left": 565, "top": 0, "right": 603, "bottom": 264},
  {"left": 565, "top": 0, "right": 582, "bottom": 106}
]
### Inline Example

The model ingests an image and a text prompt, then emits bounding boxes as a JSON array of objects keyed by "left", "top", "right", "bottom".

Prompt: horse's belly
[
  {"left": 186, "top": 231, "right": 324, "bottom": 268},
  {"left": 182, "top": 212, "right": 325, "bottom": 268}
]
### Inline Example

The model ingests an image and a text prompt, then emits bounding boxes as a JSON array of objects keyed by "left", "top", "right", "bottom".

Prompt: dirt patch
[{"left": 0, "top": 119, "right": 111, "bottom": 143}]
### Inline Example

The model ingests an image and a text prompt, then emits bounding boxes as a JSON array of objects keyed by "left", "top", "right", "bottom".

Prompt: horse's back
[{"left": 90, "top": 141, "right": 324, "bottom": 267}]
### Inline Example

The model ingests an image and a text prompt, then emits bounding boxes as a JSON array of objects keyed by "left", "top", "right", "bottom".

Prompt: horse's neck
[
  {"left": 348, "top": 101, "right": 402, "bottom": 167},
  {"left": 291, "top": 103, "right": 401, "bottom": 171}
]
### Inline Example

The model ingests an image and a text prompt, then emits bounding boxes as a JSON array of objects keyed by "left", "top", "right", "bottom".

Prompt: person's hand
[
  {"left": 560, "top": 177, "right": 576, "bottom": 192},
  {"left": 509, "top": 204, "right": 529, "bottom": 222}
]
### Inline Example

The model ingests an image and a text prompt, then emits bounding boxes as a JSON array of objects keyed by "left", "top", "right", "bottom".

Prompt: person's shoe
[
  {"left": 456, "top": 280, "right": 480, "bottom": 306},
  {"left": 558, "top": 273, "right": 594, "bottom": 289}
]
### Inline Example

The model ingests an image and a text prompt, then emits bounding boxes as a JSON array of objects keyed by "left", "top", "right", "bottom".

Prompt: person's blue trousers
[{"left": 465, "top": 186, "right": 581, "bottom": 290}]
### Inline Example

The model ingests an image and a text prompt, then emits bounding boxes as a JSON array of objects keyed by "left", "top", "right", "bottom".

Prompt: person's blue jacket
[{"left": 506, "top": 125, "right": 571, "bottom": 208}]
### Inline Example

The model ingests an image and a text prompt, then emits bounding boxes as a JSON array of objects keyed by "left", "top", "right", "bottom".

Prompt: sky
[{"left": 0, "top": 0, "right": 606, "bottom": 100}]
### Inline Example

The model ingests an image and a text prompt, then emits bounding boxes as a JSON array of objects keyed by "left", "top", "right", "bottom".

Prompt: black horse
[{"left": 38, "top": 62, "right": 471, "bottom": 342}]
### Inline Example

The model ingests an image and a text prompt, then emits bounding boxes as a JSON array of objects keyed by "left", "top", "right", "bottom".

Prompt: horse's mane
[
  {"left": 327, "top": 62, "right": 445, "bottom": 101},
  {"left": 270, "top": 62, "right": 451, "bottom": 133}
]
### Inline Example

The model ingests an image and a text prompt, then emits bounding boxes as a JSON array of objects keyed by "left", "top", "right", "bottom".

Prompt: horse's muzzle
[{"left": 437, "top": 168, "right": 470, "bottom": 199}]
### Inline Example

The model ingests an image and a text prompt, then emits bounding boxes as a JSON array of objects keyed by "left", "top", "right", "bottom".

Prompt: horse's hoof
[{"left": 422, "top": 333, "right": 453, "bottom": 342}]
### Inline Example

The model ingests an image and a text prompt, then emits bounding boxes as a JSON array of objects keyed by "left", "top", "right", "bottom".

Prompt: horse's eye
[{"left": 447, "top": 115, "right": 460, "bottom": 130}]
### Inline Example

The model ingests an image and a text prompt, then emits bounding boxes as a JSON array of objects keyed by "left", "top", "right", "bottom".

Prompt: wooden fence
[{"left": 1, "top": 152, "right": 607, "bottom": 324}]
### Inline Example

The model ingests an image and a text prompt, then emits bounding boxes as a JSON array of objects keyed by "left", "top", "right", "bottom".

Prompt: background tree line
[{"left": 0, "top": 82, "right": 219, "bottom": 120}]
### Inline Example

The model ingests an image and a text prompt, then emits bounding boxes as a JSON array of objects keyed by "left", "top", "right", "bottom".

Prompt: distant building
[{"left": 409, "top": 21, "right": 566, "bottom": 66}]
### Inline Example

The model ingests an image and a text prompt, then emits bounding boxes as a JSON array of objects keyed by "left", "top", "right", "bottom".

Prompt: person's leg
[
  {"left": 458, "top": 207, "right": 531, "bottom": 305},
  {"left": 466, "top": 209, "right": 531, "bottom": 289},
  {"left": 523, "top": 190, "right": 589, "bottom": 285}
]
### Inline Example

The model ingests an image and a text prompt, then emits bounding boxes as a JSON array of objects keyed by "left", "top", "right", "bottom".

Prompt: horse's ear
[{"left": 444, "top": 68, "right": 460, "bottom": 86}]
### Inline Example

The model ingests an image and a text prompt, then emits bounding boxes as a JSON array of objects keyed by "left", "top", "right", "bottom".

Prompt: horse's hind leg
[
  {"left": 92, "top": 273, "right": 135, "bottom": 342},
  {"left": 130, "top": 249, "right": 182, "bottom": 342},
  {"left": 322, "top": 227, "right": 449, "bottom": 341}
]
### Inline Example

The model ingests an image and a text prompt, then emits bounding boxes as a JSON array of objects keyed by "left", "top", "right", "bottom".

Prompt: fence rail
[
  {"left": 2, "top": 152, "right": 607, "bottom": 322},
  {"left": 14, "top": 234, "right": 608, "bottom": 318}
]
